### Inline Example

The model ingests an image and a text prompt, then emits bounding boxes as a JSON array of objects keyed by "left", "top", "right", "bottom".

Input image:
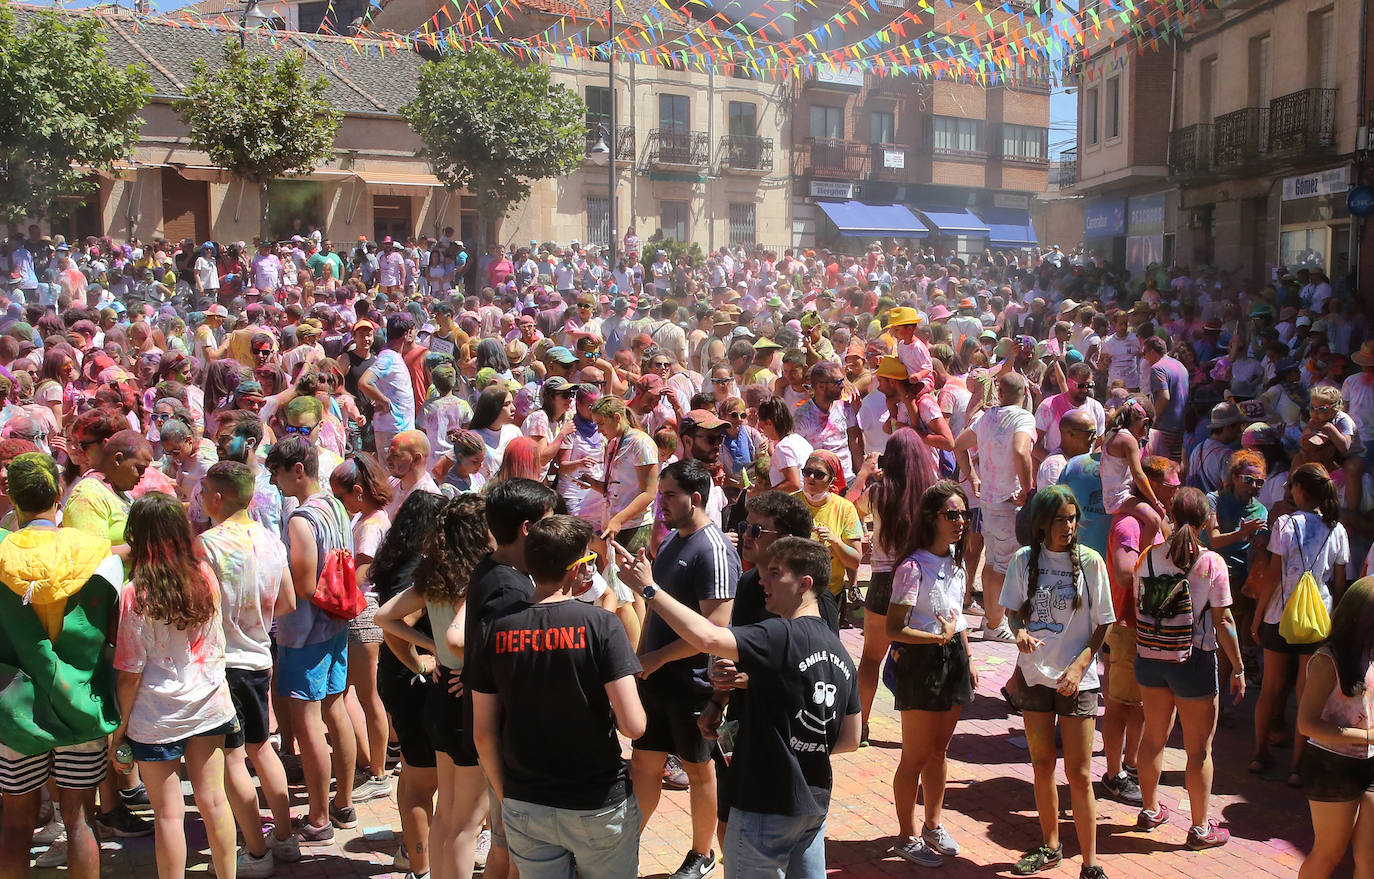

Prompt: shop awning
[
  {"left": 354, "top": 170, "right": 446, "bottom": 197},
  {"left": 172, "top": 165, "right": 232, "bottom": 183},
  {"left": 976, "top": 206, "right": 1038, "bottom": 248},
  {"left": 816, "top": 200, "right": 929, "bottom": 237},
  {"left": 914, "top": 207, "right": 991, "bottom": 236}
]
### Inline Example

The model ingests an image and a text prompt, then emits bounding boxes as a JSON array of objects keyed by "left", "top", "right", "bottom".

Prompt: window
[
  {"left": 1249, "top": 35, "right": 1270, "bottom": 107},
  {"left": 1084, "top": 86, "right": 1099, "bottom": 146},
  {"left": 728, "top": 102, "right": 757, "bottom": 137},
  {"left": 586, "top": 85, "right": 612, "bottom": 129},
  {"left": 870, "top": 110, "right": 895, "bottom": 144},
  {"left": 931, "top": 116, "right": 984, "bottom": 153},
  {"left": 809, "top": 105, "right": 843, "bottom": 140},
  {"left": 587, "top": 196, "right": 609, "bottom": 248},
  {"left": 1001, "top": 124, "right": 1048, "bottom": 161},
  {"left": 1199, "top": 57, "right": 1217, "bottom": 122},
  {"left": 661, "top": 200, "right": 689, "bottom": 243},
  {"left": 1105, "top": 76, "right": 1120, "bottom": 139},
  {"left": 659, "top": 94, "right": 689, "bottom": 131},
  {"left": 728, "top": 203, "right": 756, "bottom": 247},
  {"left": 1317, "top": 9, "right": 1334, "bottom": 89}
]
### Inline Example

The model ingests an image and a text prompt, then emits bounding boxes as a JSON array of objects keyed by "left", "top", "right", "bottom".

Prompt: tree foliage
[
  {"left": 0, "top": 6, "right": 150, "bottom": 224},
  {"left": 401, "top": 47, "right": 588, "bottom": 221},
  {"left": 175, "top": 39, "right": 342, "bottom": 184}
]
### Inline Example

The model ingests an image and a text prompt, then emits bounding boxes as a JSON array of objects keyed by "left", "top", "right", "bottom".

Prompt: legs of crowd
[
  {"left": 140, "top": 735, "right": 238, "bottom": 879},
  {"left": 429, "top": 757, "right": 487, "bottom": 879}
]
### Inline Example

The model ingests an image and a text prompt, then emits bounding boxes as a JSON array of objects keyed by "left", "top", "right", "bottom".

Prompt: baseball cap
[
  {"left": 205, "top": 304, "right": 229, "bottom": 318},
  {"left": 353, "top": 319, "right": 378, "bottom": 333},
  {"left": 681, "top": 409, "right": 728, "bottom": 431},
  {"left": 547, "top": 346, "right": 579, "bottom": 365}
]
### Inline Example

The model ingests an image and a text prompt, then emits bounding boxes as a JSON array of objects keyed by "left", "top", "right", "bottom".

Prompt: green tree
[
  {"left": 0, "top": 6, "right": 150, "bottom": 224},
  {"left": 175, "top": 39, "right": 342, "bottom": 237},
  {"left": 401, "top": 47, "right": 587, "bottom": 246}
]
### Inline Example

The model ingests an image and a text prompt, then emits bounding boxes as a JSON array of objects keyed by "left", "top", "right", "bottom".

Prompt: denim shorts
[
  {"left": 502, "top": 795, "right": 640, "bottom": 879},
  {"left": 724, "top": 808, "right": 827, "bottom": 878},
  {"left": 278, "top": 630, "right": 349, "bottom": 701},
  {"left": 1134, "top": 649, "right": 1218, "bottom": 700},
  {"left": 129, "top": 717, "right": 241, "bottom": 762}
]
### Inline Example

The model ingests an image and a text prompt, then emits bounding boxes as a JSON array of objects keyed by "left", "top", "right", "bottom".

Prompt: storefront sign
[
  {"left": 1281, "top": 166, "right": 1350, "bottom": 201},
  {"left": 813, "top": 66, "right": 865, "bottom": 88},
  {"left": 1127, "top": 194, "right": 1166, "bottom": 235},
  {"left": 810, "top": 180, "right": 860, "bottom": 199},
  {"left": 994, "top": 193, "right": 1030, "bottom": 210},
  {"left": 883, "top": 149, "right": 905, "bottom": 169},
  {"left": 1084, "top": 200, "right": 1126, "bottom": 237}
]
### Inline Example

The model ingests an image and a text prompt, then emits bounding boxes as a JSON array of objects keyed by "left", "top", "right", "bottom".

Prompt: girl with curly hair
[
  {"left": 376, "top": 493, "right": 491, "bottom": 879},
  {"left": 111, "top": 492, "right": 240, "bottom": 879},
  {"left": 1000, "top": 485, "right": 1114, "bottom": 879}
]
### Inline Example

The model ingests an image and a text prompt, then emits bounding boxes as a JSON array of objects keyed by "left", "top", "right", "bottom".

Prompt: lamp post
[
  {"left": 239, "top": 0, "right": 269, "bottom": 49},
  {"left": 605, "top": 0, "right": 616, "bottom": 267}
]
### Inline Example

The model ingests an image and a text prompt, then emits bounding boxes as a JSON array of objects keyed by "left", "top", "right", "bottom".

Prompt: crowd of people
[{"left": 0, "top": 224, "right": 1371, "bottom": 879}]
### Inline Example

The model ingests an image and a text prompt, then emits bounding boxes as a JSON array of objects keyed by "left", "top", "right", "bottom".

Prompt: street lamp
[
  {"left": 605, "top": 0, "right": 617, "bottom": 266},
  {"left": 239, "top": 0, "right": 270, "bottom": 49}
]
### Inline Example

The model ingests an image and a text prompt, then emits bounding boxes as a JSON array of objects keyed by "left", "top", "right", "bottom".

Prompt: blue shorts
[
  {"left": 278, "top": 630, "right": 349, "bottom": 701},
  {"left": 129, "top": 717, "right": 241, "bottom": 762},
  {"left": 1134, "top": 649, "right": 1218, "bottom": 700}
]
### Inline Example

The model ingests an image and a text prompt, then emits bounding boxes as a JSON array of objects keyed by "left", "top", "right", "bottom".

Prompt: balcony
[
  {"left": 648, "top": 129, "right": 709, "bottom": 167},
  {"left": 799, "top": 137, "right": 870, "bottom": 178},
  {"left": 1211, "top": 107, "right": 1268, "bottom": 169},
  {"left": 583, "top": 123, "right": 635, "bottom": 162},
  {"left": 719, "top": 135, "right": 774, "bottom": 173},
  {"left": 869, "top": 143, "right": 911, "bottom": 181},
  {"left": 1267, "top": 88, "right": 1337, "bottom": 156},
  {"left": 1051, "top": 151, "right": 1078, "bottom": 189},
  {"left": 1169, "top": 123, "right": 1212, "bottom": 176}
]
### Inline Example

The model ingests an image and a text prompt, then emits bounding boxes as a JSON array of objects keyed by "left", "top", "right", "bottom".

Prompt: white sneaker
[
  {"left": 33, "top": 817, "right": 64, "bottom": 846},
  {"left": 271, "top": 832, "right": 302, "bottom": 863},
  {"left": 36, "top": 839, "right": 68, "bottom": 868},
  {"left": 983, "top": 620, "right": 1016, "bottom": 642},
  {"left": 236, "top": 848, "right": 276, "bottom": 879},
  {"left": 474, "top": 828, "right": 492, "bottom": 868},
  {"left": 393, "top": 843, "right": 410, "bottom": 871}
]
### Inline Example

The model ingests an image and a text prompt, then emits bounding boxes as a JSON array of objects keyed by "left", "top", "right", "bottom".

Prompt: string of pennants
[{"left": 138, "top": 0, "right": 1215, "bottom": 86}]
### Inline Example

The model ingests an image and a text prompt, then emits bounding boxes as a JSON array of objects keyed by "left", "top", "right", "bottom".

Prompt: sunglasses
[
  {"left": 577, "top": 304, "right": 594, "bottom": 310},
  {"left": 151, "top": 412, "right": 173, "bottom": 423},
  {"left": 801, "top": 467, "right": 832, "bottom": 480},
  {"left": 583, "top": 351, "right": 601, "bottom": 360},
  {"left": 711, "top": 377, "right": 732, "bottom": 384},
  {"left": 1239, "top": 474, "right": 1265, "bottom": 488},
  {"left": 941, "top": 509, "right": 973, "bottom": 522},
  {"left": 282, "top": 423, "right": 314, "bottom": 436},
  {"left": 738, "top": 522, "right": 780, "bottom": 538}
]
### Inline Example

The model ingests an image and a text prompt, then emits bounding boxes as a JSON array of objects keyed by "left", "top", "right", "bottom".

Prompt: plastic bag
[{"left": 1278, "top": 570, "right": 1331, "bottom": 645}]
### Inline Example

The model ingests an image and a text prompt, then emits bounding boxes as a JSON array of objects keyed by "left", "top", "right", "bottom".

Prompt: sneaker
[
  {"left": 922, "top": 823, "right": 960, "bottom": 856},
  {"left": 891, "top": 836, "right": 943, "bottom": 867},
  {"left": 983, "top": 620, "right": 1016, "bottom": 643},
  {"left": 35, "top": 840, "right": 67, "bottom": 868},
  {"left": 296, "top": 820, "right": 335, "bottom": 845},
  {"left": 32, "top": 817, "right": 64, "bottom": 846},
  {"left": 95, "top": 805, "right": 154, "bottom": 838},
  {"left": 662, "top": 755, "right": 690, "bottom": 791},
  {"left": 352, "top": 775, "right": 391, "bottom": 803},
  {"left": 667, "top": 849, "right": 716, "bottom": 879},
  {"left": 474, "top": 829, "right": 491, "bottom": 869},
  {"left": 860, "top": 723, "right": 870, "bottom": 748},
  {"left": 118, "top": 782, "right": 150, "bottom": 808},
  {"left": 328, "top": 803, "right": 357, "bottom": 829},
  {"left": 1012, "top": 843, "right": 1063, "bottom": 875},
  {"left": 405, "top": 873, "right": 430, "bottom": 879},
  {"left": 1100, "top": 771, "right": 1143, "bottom": 806},
  {"left": 234, "top": 849, "right": 276, "bottom": 879},
  {"left": 272, "top": 831, "right": 302, "bottom": 862},
  {"left": 1124, "top": 764, "right": 1139, "bottom": 784},
  {"left": 386, "top": 743, "right": 402, "bottom": 767},
  {"left": 1186, "top": 820, "right": 1230, "bottom": 850},
  {"left": 393, "top": 843, "right": 410, "bottom": 871},
  {"left": 1079, "top": 866, "right": 1108, "bottom": 879},
  {"left": 1135, "top": 803, "right": 1170, "bottom": 832}
]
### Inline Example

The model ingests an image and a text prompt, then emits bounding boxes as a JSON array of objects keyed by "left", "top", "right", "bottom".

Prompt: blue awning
[
  {"left": 914, "top": 207, "right": 991, "bottom": 236},
  {"left": 976, "top": 206, "right": 1038, "bottom": 248},
  {"left": 816, "top": 200, "right": 929, "bottom": 238}
]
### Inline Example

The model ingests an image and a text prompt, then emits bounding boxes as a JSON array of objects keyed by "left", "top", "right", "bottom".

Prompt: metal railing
[
  {"left": 1052, "top": 149, "right": 1078, "bottom": 188},
  {"left": 719, "top": 135, "right": 774, "bottom": 172},
  {"left": 1211, "top": 107, "right": 1268, "bottom": 168},
  {"left": 1169, "top": 123, "right": 1212, "bottom": 175},
  {"left": 800, "top": 137, "right": 870, "bottom": 177},
  {"left": 583, "top": 123, "right": 635, "bottom": 161},
  {"left": 1267, "top": 87, "right": 1337, "bottom": 155},
  {"left": 649, "top": 129, "right": 710, "bottom": 166}
]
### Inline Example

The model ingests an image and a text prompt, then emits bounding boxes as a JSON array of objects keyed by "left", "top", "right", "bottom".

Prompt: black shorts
[
  {"left": 1259, "top": 622, "right": 1321, "bottom": 655},
  {"left": 226, "top": 667, "right": 272, "bottom": 747},
  {"left": 633, "top": 679, "right": 713, "bottom": 765},
  {"left": 424, "top": 669, "right": 479, "bottom": 767},
  {"left": 893, "top": 637, "right": 974, "bottom": 713},
  {"left": 1019, "top": 684, "right": 1100, "bottom": 718},
  {"left": 865, "top": 571, "right": 894, "bottom": 616},
  {"left": 379, "top": 664, "right": 436, "bottom": 770},
  {"left": 1301, "top": 746, "right": 1374, "bottom": 803}
]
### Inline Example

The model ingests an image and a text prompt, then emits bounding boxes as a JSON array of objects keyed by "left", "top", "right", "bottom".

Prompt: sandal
[{"left": 1247, "top": 755, "right": 1271, "bottom": 774}]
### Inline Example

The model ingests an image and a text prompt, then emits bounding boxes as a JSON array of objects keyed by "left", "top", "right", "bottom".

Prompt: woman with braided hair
[{"left": 1000, "top": 485, "right": 1115, "bottom": 879}]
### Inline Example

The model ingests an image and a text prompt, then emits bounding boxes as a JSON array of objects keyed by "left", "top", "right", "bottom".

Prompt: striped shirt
[{"left": 643, "top": 523, "right": 740, "bottom": 691}]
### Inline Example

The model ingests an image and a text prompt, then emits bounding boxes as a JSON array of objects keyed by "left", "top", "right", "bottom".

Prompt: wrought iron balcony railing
[
  {"left": 1267, "top": 87, "right": 1337, "bottom": 155},
  {"left": 720, "top": 135, "right": 774, "bottom": 172},
  {"left": 1169, "top": 123, "right": 1212, "bottom": 176},
  {"left": 649, "top": 129, "right": 710, "bottom": 166},
  {"left": 1211, "top": 107, "right": 1268, "bottom": 168}
]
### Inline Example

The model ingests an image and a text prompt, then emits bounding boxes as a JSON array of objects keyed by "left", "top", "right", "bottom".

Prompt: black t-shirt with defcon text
[
  {"left": 466, "top": 599, "right": 641, "bottom": 810},
  {"left": 729, "top": 615, "right": 859, "bottom": 817},
  {"left": 459, "top": 557, "right": 536, "bottom": 748}
]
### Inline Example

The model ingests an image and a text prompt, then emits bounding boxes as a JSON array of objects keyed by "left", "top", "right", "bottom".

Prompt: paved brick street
[{"left": 31, "top": 617, "right": 1342, "bottom": 879}]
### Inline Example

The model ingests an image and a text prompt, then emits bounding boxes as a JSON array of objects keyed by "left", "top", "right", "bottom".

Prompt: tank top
[
  {"left": 1101, "top": 430, "right": 1134, "bottom": 514},
  {"left": 1311, "top": 645, "right": 1374, "bottom": 759},
  {"left": 424, "top": 598, "right": 464, "bottom": 671}
]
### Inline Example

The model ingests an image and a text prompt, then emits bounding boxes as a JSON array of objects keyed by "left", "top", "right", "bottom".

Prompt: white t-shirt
[
  {"left": 369, "top": 349, "right": 414, "bottom": 432},
  {"left": 1034, "top": 394, "right": 1106, "bottom": 456},
  {"left": 1264, "top": 512, "right": 1349, "bottom": 625},
  {"left": 475, "top": 424, "right": 523, "bottom": 482},
  {"left": 769, "top": 432, "right": 813, "bottom": 489},
  {"left": 1341, "top": 372, "right": 1374, "bottom": 443},
  {"left": 200, "top": 516, "right": 288, "bottom": 672},
  {"left": 891, "top": 548, "right": 968, "bottom": 635},
  {"left": 603, "top": 428, "right": 657, "bottom": 529},
  {"left": 194, "top": 255, "right": 219, "bottom": 291},
  {"left": 971, "top": 405, "right": 1036, "bottom": 503},
  {"left": 855, "top": 389, "right": 892, "bottom": 457},
  {"left": 1000, "top": 546, "right": 1114, "bottom": 690},
  {"left": 1134, "top": 545, "right": 1232, "bottom": 653},
  {"left": 1102, "top": 333, "right": 1142, "bottom": 389}
]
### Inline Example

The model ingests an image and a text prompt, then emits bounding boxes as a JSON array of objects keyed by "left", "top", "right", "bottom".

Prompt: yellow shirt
[{"left": 797, "top": 491, "right": 862, "bottom": 596}]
